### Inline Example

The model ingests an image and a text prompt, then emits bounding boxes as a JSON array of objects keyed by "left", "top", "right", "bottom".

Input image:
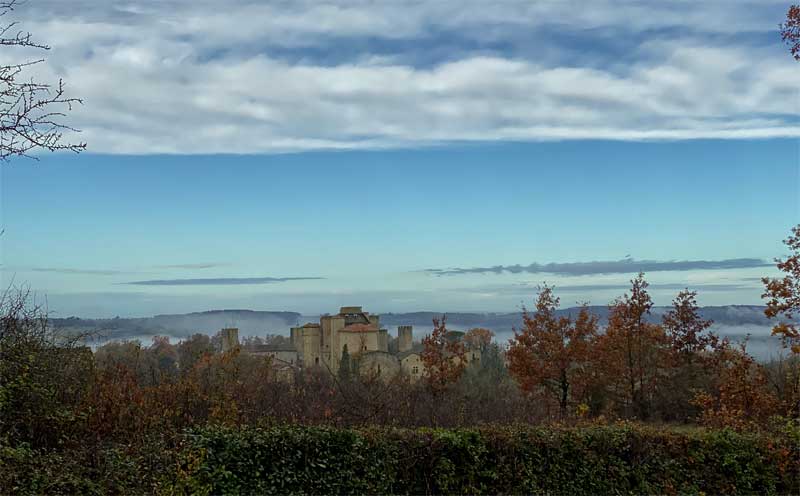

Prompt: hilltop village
[{"left": 218, "top": 306, "right": 480, "bottom": 381}]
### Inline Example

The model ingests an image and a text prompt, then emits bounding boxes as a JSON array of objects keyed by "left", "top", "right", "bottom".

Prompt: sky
[{"left": 0, "top": 1, "right": 799, "bottom": 317}]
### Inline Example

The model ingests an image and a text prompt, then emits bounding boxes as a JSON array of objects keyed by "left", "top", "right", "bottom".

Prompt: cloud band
[{"left": 425, "top": 257, "right": 771, "bottom": 276}]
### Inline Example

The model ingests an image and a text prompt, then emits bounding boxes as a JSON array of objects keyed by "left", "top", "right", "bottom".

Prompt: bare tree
[{"left": 1, "top": 0, "right": 85, "bottom": 160}]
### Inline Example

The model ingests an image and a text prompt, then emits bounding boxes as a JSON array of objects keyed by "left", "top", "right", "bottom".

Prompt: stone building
[
  {"left": 219, "top": 306, "right": 479, "bottom": 382},
  {"left": 290, "top": 306, "right": 394, "bottom": 375}
]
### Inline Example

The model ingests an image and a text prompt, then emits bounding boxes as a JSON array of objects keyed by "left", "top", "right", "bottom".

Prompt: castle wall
[
  {"left": 326, "top": 315, "right": 345, "bottom": 373},
  {"left": 378, "top": 329, "right": 388, "bottom": 352},
  {"left": 338, "top": 330, "right": 379, "bottom": 359},
  {"left": 358, "top": 351, "right": 401, "bottom": 380},
  {"left": 401, "top": 353, "right": 423, "bottom": 382},
  {"left": 290, "top": 327, "right": 302, "bottom": 349},
  {"left": 249, "top": 349, "right": 298, "bottom": 365},
  {"left": 301, "top": 326, "right": 322, "bottom": 367},
  {"left": 321, "top": 316, "right": 332, "bottom": 368}
]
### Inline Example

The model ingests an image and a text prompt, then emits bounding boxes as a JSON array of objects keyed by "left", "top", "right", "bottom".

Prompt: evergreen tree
[{"left": 338, "top": 344, "right": 352, "bottom": 382}]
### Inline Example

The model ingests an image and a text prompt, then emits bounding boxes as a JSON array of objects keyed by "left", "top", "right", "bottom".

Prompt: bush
[
  {"left": 0, "top": 435, "right": 178, "bottom": 495},
  {"left": 170, "top": 423, "right": 800, "bottom": 495}
]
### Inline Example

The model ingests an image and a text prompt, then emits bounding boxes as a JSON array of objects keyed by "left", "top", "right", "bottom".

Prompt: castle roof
[{"left": 302, "top": 323, "right": 320, "bottom": 328}]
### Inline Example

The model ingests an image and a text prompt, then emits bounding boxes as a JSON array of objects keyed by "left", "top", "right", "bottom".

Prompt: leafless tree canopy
[{"left": 0, "top": 0, "right": 85, "bottom": 160}]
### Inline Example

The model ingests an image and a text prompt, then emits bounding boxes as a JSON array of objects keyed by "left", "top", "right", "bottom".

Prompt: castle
[{"left": 220, "top": 306, "right": 436, "bottom": 382}]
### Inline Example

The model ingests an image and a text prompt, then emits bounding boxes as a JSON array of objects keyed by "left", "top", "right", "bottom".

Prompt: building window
[
  {"left": 315, "top": 357, "right": 319, "bottom": 365},
  {"left": 412, "top": 366, "right": 419, "bottom": 374}
]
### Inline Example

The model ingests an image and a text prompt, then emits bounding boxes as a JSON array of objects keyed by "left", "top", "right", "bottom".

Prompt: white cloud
[{"left": 9, "top": 0, "right": 799, "bottom": 154}]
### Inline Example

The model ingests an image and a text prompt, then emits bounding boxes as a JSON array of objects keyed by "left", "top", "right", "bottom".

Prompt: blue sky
[
  {"left": 0, "top": 1, "right": 798, "bottom": 316},
  {"left": 2, "top": 141, "right": 797, "bottom": 316}
]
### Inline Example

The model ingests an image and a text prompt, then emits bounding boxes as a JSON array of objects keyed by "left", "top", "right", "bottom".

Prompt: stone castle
[{"left": 219, "top": 306, "right": 448, "bottom": 381}]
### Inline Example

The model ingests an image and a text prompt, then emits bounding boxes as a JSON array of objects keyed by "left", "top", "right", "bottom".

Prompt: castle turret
[
  {"left": 398, "top": 325, "right": 413, "bottom": 353},
  {"left": 220, "top": 327, "right": 239, "bottom": 352}
]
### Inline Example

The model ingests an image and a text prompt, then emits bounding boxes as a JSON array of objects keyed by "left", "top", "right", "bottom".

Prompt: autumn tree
[
  {"left": 507, "top": 286, "right": 598, "bottom": 419},
  {"left": 781, "top": 5, "right": 800, "bottom": 60},
  {"left": 660, "top": 289, "right": 718, "bottom": 420},
  {"left": 176, "top": 333, "right": 214, "bottom": 371},
  {"left": 464, "top": 327, "right": 494, "bottom": 355},
  {"left": 762, "top": 224, "right": 800, "bottom": 354},
  {"left": 692, "top": 339, "right": 778, "bottom": 430},
  {"left": 663, "top": 289, "right": 720, "bottom": 372},
  {"left": 148, "top": 335, "right": 178, "bottom": 383},
  {"left": 595, "top": 273, "right": 668, "bottom": 420},
  {"left": 1, "top": 0, "right": 85, "bottom": 160},
  {"left": 421, "top": 315, "right": 466, "bottom": 391}
]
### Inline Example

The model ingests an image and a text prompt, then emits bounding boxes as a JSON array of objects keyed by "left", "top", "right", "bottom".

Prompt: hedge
[{"left": 169, "top": 423, "right": 800, "bottom": 495}]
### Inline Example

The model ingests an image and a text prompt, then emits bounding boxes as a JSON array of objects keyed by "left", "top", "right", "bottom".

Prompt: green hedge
[{"left": 170, "top": 423, "right": 800, "bottom": 495}]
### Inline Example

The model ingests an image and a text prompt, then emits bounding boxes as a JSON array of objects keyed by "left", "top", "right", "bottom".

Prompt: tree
[
  {"left": 507, "top": 286, "right": 598, "bottom": 419},
  {"left": 148, "top": 335, "right": 178, "bottom": 383},
  {"left": 176, "top": 333, "right": 214, "bottom": 371},
  {"left": 661, "top": 289, "right": 718, "bottom": 421},
  {"left": 464, "top": 327, "right": 494, "bottom": 355},
  {"left": 663, "top": 289, "right": 716, "bottom": 366},
  {"left": 692, "top": 339, "right": 778, "bottom": 430},
  {"left": 0, "top": 287, "right": 93, "bottom": 448},
  {"left": 595, "top": 273, "right": 668, "bottom": 420},
  {"left": 421, "top": 316, "right": 466, "bottom": 391},
  {"left": 762, "top": 224, "right": 800, "bottom": 354},
  {"left": 338, "top": 344, "right": 352, "bottom": 382},
  {"left": 1, "top": 0, "right": 85, "bottom": 160},
  {"left": 781, "top": 5, "right": 800, "bottom": 60}
]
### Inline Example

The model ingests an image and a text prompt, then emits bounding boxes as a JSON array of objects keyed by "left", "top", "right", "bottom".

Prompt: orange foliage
[
  {"left": 464, "top": 327, "right": 494, "bottom": 353},
  {"left": 662, "top": 289, "right": 717, "bottom": 363},
  {"left": 762, "top": 224, "right": 800, "bottom": 355},
  {"left": 421, "top": 316, "right": 467, "bottom": 391},
  {"left": 692, "top": 339, "right": 779, "bottom": 430},
  {"left": 595, "top": 273, "right": 669, "bottom": 420},
  {"left": 507, "top": 285, "right": 598, "bottom": 419},
  {"left": 84, "top": 365, "right": 146, "bottom": 443},
  {"left": 781, "top": 5, "right": 800, "bottom": 60}
]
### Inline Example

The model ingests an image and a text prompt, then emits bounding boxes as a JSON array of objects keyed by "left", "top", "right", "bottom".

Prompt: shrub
[{"left": 170, "top": 423, "right": 799, "bottom": 495}]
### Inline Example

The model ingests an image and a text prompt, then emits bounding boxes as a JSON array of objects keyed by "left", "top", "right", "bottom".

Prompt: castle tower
[
  {"left": 398, "top": 325, "right": 413, "bottom": 352},
  {"left": 221, "top": 327, "right": 239, "bottom": 352}
]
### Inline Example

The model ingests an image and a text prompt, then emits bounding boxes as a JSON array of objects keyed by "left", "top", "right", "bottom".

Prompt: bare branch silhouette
[{"left": 0, "top": 0, "right": 85, "bottom": 161}]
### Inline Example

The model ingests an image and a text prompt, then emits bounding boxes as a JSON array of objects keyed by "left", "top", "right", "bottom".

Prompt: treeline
[
  {"left": 500, "top": 276, "right": 799, "bottom": 427},
  {"left": 1, "top": 273, "right": 798, "bottom": 447}
]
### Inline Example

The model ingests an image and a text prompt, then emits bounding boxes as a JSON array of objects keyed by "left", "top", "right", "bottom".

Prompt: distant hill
[
  {"left": 380, "top": 305, "right": 774, "bottom": 330},
  {"left": 52, "top": 305, "right": 777, "bottom": 339},
  {"left": 52, "top": 309, "right": 303, "bottom": 342}
]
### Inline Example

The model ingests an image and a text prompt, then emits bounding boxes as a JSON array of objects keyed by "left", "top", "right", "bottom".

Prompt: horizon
[{"left": 48, "top": 301, "right": 775, "bottom": 322}]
